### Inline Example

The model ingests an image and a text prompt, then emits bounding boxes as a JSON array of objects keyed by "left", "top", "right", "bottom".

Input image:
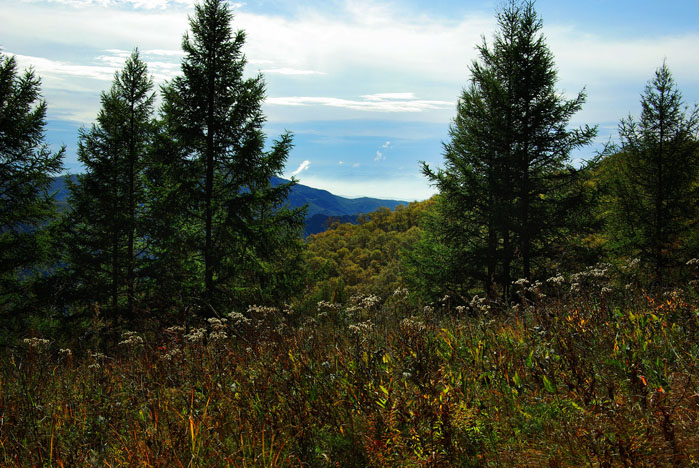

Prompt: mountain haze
[{"left": 50, "top": 175, "right": 406, "bottom": 236}]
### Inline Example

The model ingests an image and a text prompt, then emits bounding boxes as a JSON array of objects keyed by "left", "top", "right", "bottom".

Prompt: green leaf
[{"left": 542, "top": 375, "right": 556, "bottom": 394}]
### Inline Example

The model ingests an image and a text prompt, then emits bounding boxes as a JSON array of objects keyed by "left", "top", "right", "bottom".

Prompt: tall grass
[{"left": 2, "top": 269, "right": 698, "bottom": 466}]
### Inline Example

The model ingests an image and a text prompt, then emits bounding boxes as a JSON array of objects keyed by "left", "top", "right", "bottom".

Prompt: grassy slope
[{"left": 3, "top": 273, "right": 698, "bottom": 467}]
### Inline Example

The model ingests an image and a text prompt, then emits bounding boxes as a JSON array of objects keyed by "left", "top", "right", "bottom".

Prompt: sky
[{"left": 2, "top": 0, "right": 698, "bottom": 201}]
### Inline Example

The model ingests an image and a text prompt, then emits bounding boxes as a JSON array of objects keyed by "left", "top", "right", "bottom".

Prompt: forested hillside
[{"left": 1, "top": 0, "right": 698, "bottom": 465}]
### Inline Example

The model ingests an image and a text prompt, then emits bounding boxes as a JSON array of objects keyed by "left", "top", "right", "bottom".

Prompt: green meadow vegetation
[
  {"left": 3, "top": 269, "right": 699, "bottom": 466},
  {"left": 1, "top": 0, "right": 698, "bottom": 466}
]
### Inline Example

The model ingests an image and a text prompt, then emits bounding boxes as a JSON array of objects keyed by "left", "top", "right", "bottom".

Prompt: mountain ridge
[{"left": 51, "top": 175, "right": 407, "bottom": 236}]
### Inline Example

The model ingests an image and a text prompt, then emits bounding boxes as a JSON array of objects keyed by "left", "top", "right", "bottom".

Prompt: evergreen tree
[
  {"left": 159, "top": 0, "right": 304, "bottom": 312},
  {"left": 422, "top": 0, "right": 596, "bottom": 301},
  {"left": 0, "top": 53, "right": 64, "bottom": 310},
  {"left": 608, "top": 63, "right": 699, "bottom": 285},
  {"left": 63, "top": 50, "right": 154, "bottom": 319}
]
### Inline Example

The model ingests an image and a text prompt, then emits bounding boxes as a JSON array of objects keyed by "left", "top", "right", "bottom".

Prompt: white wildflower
[
  {"left": 470, "top": 295, "right": 490, "bottom": 314},
  {"left": 317, "top": 300, "right": 341, "bottom": 313},
  {"left": 625, "top": 258, "right": 641, "bottom": 270},
  {"left": 400, "top": 316, "right": 426, "bottom": 332},
  {"left": 247, "top": 305, "right": 278, "bottom": 317},
  {"left": 228, "top": 311, "right": 252, "bottom": 327},
  {"left": 209, "top": 330, "right": 228, "bottom": 342},
  {"left": 546, "top": 274, "right": 565, "bottom": 286},
  {"left": 348, "top": 320, "right": 374, "bottom": 339},
  {"left": 513, "top": 278, "right": 529, "bottom": 287},
  {"left": 161, "top": 348, "right": 182, "bottom": 361},
  {"left": 119, "top": 331, "right": 144, "bottom": 347},
  {"left": 23, "top": 337, "right": 50, "bottom": 351},
  {"left": 184, "top": 328, "right": 206, "bottom": 344}
]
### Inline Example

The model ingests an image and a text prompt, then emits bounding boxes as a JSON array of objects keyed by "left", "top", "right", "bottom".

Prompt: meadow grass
[{"left": 2, "top": 273, "right": 698, "bottom": 467}]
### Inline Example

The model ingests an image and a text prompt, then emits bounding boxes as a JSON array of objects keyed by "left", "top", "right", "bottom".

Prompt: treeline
[
  {"left": 302, "top": 2, "right": 698, "bottom": 306},
  {"left": 1, "top": 0, "right": 305, "bottom": 339},
  {"left": 1, "top": 0, "right": 698, "bottom": 342}
]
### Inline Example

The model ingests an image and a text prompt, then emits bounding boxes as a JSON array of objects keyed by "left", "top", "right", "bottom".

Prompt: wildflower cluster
[
  {"left": 469, "top": 295, "right": 490, "bottom": 314},
  {"left": 392, "top": 287, "right": 409, "bottom": 299},
  {"left": 184, "top": 328, "right": 206, "bottom": 344},
  {"left": 118, "top": 331, "right": 144, "bottom": 348},
  {"left": 207, "top": 317, "right": 228, "bottom": 342},
  {"left": 570, "top": 263, "right": 610, "bottom": 293},
  {"left": 227, "top": 311, "right": 252, "bottom": 328},
  {"left": 546, "top": 274, "right": 565, "bottom": 286},
  {"left": 348, "top": 319, "right": 374, "bottom": 342},
  {"left": 399, "top": 316, "right": 426, "bottom": 333},
  {"left": 23, "top": 337, "right": 50, "bottom": 351}
]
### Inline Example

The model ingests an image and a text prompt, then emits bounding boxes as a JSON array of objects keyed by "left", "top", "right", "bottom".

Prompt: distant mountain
[
  {"left": 270, "top": 177, "right": 406, "bottom": 235},
  {"left": 51, "top": 175, "right": 406, "bottom": 236},
  {"left": 50, "top": 174, "right": 76, "bottom": 208}
]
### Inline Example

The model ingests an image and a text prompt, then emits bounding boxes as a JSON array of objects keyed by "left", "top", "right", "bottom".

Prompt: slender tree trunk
[
  {"left": 486, "top": 158, "right": 497, "bottom": 299},
  {"left": 521, "top": 174, "right": 531, "bottom": 281},
  {"left": 655, "top": 99, "right": 665, "bottom": 286},
  {"left": 502, "top": 231, "right": 511, "bottom": 303},
  {"left": 111, "top": 149, "right": 120, "bottom": 317},
  {"left": 487, "top": 201, "right": 497, "bottom": 299},
  {"left": 521, "top": 108, "right": 531, "bottom": 281},
  {"left": 204, "top": 53, "right": 216, "bottom": 304},
  {"left": 127, "top": 97, "right": 136, "bottom": 318}
]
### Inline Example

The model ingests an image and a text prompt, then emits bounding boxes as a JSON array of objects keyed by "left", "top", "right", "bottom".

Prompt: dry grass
[{"left": 2, "top": 275, "right": 699, "bottom": 467}]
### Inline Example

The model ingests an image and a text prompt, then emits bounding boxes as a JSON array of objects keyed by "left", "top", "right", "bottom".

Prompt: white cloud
[
  {"left": 338, "top": 160, "right": 344, "bottom": 165},
  {"left": 10, "top": 49, "right": 182, "bottom": 86},
  {"left": 5, "top": 0, "right": 699, "bottom": 132},
  {"left": 375, "top": 140, "right": 392, "bottom": 161},
  {"left": 290, "top": 160, "right": 311, "bottom": 176},
  {"left": 363, "top": 93, "right": 415, "bottom": 101},
  {"left": 352, "top": 163, "right": 361, "bottom": 168},
  {"left": 266, "top": 95, "right": 453, "bottom": 113},
  {"left": 261, "top": 67, "right": 326, "bottom": 76},
  {"left": 10, "top": 53, "right": 117, "bottom": 82},
  {"left": 299, "top": 175, "right": 435, "bottom": 201},
  {"left": 3, "top": 3, "right": 191, "bottom": 52},
  {"left": 234, "top": 8, "right": 492, "bottom": 89},
  {"left": 143, "top": 49, "right": 184, "bottom": 57},
  {"left": 20, "top": 0, "right": 195, "bottom": 9}
]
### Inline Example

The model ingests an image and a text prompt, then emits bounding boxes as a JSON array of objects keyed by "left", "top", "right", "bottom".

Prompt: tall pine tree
[
  {"left": 0, "top": 53, "right": 64, "bottom": 311},
  {"left": 608, "top": 63, "right": 699, "bottom": 285},
  {"left": 63, "top": 50, "right": 154, "bottom": 320},
  {"left": 158, "top": 0, "right": 304, "bottom": 313},
  {"left": 422, "top": 0, "right": 596, "bottom": 301}
]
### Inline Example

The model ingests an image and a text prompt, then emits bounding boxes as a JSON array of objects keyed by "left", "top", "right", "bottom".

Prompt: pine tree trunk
[
  {"left": 655, "top": 101, "right": 665, "bottom": 286},
  {"left": 521, "top": 114, "right": 531, "bottom": 281},
  {"left": 204, "top": 53, "right": 216, "bottom": 306},
  {"left": 487, "top": 200, "right": 497, "bottom": 299},
  {"left": 111, "top": 151, "right": 120, "bottom": 318},
  {"left": 127, "top": 97, "right": 136, "bottom": 318}
]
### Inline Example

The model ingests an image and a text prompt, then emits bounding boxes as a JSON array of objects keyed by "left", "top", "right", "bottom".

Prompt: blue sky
[{"left": 2, "top": 0, "right": 698, "bottom": 200}]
